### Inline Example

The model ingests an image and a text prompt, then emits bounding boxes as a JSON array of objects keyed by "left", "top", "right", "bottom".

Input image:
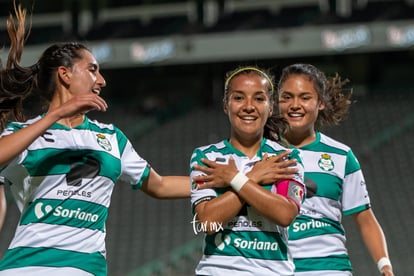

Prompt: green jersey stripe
[
  {"left": 294, "top": 254, "right": 352, "bottom": 272},
  {"left": 344, "top": 150, "right": 361, "bottom": 175},
  {"left": 204, "top": 230, "right": 288, "bottom": 261},
  {"left": 21, "top": 198, "right": 107, "bottom": 231},
  {"left": 289, "top": 216, "right": 344, "bottom": 240},
  {"left": 343, "top": 204, "right": 370, "bottom": 216},
  {"left": 306, "top": 172, "right": 342, "bottom": 200},
  {"left": 0, "top": 247, "right": 106, "bottom": 275}
]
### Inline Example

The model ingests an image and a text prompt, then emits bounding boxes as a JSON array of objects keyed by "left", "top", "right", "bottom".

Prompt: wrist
[
  {"left": 245, "top": 172, "right": 259, "bottom": 184},
  {"left": 377, "top": 257, "right": 392, "bottom": 273},
  {"left": 230, "top": 172, "right": 249, "bottom": 192}
]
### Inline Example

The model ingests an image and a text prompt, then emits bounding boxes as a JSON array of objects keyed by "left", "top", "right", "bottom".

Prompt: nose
[
  {"left": 290, "top": 97, "right": 300, "bottom": 110},
  {"left": 97, "top": 72, "right": 106, "bottom": 87},
  {"left": 244, "top": 98, "right": 255, "bottom": 112}
]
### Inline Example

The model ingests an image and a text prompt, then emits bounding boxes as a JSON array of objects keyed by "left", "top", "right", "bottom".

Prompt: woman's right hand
[
  {"left": 194, "top": 151, "right": 298, "bottom": 190},
  {"left": 48, "top": 94, "right": 108, "bottom": 120}
]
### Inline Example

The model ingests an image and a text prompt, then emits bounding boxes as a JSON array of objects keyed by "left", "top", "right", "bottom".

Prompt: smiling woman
[
  {"left": 189, "top": 66, "right": 306, "bottom": 276},
  {"left": 0, "top": 3, "right": 190, "bottom": 276},
  {"left": 277, "top": 63, "right": 394, "bottom": 276}
]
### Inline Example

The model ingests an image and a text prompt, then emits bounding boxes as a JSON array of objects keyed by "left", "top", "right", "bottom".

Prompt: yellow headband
[{"left": 224, "top": 67, "right": 274, "bottom": 93}]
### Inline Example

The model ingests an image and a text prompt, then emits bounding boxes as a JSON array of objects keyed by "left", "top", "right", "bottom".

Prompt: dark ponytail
[
  {"left": 0, "top": 3, "right": 38, "bottom": 131},
  {"left": 0, "top": 2, "right": 90, "bottom": 132}
]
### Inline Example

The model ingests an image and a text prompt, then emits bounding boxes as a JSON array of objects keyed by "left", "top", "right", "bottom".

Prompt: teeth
[{"left": 289, "top": 113, "right": 302, "bottom": 117}]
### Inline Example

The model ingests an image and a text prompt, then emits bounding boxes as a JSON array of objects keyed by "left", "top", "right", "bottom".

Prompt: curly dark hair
[{"left": 277, "top": 63, "right": 352, "bottom": 130}]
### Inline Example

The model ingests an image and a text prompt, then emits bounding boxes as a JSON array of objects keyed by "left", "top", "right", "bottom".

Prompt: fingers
[
  {"left": 193, "top": 164, "right": 212, "bottom": 174},
  {"left": 56, "top": 94, "right": 109, "bottom": 119},
  {"left": 277, "top": 166, "right": 298, "bottom": 175},
  {"left": 228, "top": 156, "right": 236, "bottom": 166},
  {"left": 267, "top": 150, "right": 291, "bottom": 162},
  {"left": 199, "top": 158, "right": 216, "bottom": 168},
  {"left": 193, "top": 175, "right": 225, "bottom": 189},
  {"left": 193, "top": 175, "right": 207, "bottom": 185},
  {"left": 94, "top": 95, "right": 108, "bottom": 111},
  {"left": 279, "top": 159, "right": 298, "bottom": 168},
  {"left": 196, "top": 181, "right": 216, "bottom": 189},
  {"left": 82, "top": 94, "right": 108, "bottom": 112}
]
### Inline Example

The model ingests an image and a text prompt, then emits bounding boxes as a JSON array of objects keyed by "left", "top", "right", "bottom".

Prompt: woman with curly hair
[{"left": 278, "top": 63, "right": 393, "bottom": 276}]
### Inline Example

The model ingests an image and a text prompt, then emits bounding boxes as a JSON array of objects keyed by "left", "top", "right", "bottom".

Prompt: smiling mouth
[
  {"left": 288, "top": 113, "right": 303, "bottom": 118},
  {"left": 240, "top": 116, "right": 257, "bottom": 122},
  {"left": 92, "top": 88, "right": 101, "bottom": 95}
]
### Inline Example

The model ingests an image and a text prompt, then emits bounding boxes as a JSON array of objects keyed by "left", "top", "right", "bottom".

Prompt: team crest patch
[
  {"left": 96, "top": 133, "right": 112, "bottom": 151},
  {"left": 318, "top": 153, "right": 334, "bottom": 171}
]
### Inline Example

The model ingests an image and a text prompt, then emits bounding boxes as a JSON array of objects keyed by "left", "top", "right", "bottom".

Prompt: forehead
[
  {"left": 281, "top": 74, "right": 316, "bottom": 92},
  {"left": 230, "top": 73, "right": 269, "bottom": 89},
  {"left": 75, "top": 49, "right": 98, "bottom": 66}
]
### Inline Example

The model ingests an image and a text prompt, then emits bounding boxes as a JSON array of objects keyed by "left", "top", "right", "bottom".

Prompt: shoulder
[
  {"left": 87, "top": 117, "right": 116, "bottom": 130},
  {"left": 87, "top": 118, "right": 127, "bottom": 135},
  {"left": 86, "top": 118, "right": 131, "bottom": 143},
  {"left": 2, "top": 115, "right": 42, "bottom": 134},
  {"left": 318, "top": 132, "right": 352, "bottom": 153},
  {"left": 194, "top": 140, "right": 226, "bottom": 153},
  {"left": 264, "top": 138, "right": 290, "bottom": 152}
]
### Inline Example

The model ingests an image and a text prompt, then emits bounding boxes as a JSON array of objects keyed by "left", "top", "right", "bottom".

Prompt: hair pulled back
[
  {"left": 223, "top": 66, "right": 288, "bottom": 144},
  {"left": 0, "top": 2, "right": 89, "bottom": 131}
]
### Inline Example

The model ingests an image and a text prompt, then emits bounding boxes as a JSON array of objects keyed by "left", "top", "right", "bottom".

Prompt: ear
[
  {"left": 318, "top": 100, "right": 325, "bottom": 111},
  {"left": 223, "top": 104, "right": 228, "bottom": 115},
  {"left": 57, "top": 66, "right": 71, "bottom": 85}
]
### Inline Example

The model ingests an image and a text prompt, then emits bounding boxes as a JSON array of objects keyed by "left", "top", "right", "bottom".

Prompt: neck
[
  {"left": 229, "top": 137, "right": 261, "bottom": 159},
  {"left": 58, "top": 114, "right": 84, "bottom": 128},
  {"left": 285, "top": 129, "right": 317, "bottom": 148}
]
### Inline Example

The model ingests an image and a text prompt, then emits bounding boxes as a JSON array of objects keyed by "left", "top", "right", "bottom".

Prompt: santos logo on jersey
[
  {"left": 318, "top": 153, "right": 334, "bottom": 171},
  {"left": 34, "top": 202, "right": 99, "bottom": 222},
  {"left": 215, "top": 232, "right": 279, "bottom": 251},
  {"left": 96, "top": 133, "right": 112, "bottom": 151}
]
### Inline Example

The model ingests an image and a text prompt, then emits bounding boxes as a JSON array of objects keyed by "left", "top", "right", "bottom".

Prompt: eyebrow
[
  {"left": 231, "top": 89, "right": 267, "bottom": 94},
  {"left": 281, "top": 90, "right": 313, "bottom": 95}
]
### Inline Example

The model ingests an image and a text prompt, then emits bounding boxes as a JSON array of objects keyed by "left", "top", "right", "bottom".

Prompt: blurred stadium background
[{"left": 0, "top": 0, "right": 413, "bottom": 275}]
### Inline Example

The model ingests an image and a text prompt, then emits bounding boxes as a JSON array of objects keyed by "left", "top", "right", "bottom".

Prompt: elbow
[
  {"left": 195, "top": 214, "right": 223, "bottom": 235},
  {"left": 205, "top": 229, "right": 217, "bottom": 235},
  {"left": 276, "top": 206, "right": 298, "bottom": 227},
  {"left": 279, "top": 216, "right": 296, "bottom": 228},
  {"left": 145, "top": 189, "right": 163, "bottom": 199}
]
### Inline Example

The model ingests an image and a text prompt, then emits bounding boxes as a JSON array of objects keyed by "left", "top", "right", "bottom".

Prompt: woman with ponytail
[{"left": 0, "top": 4, "right": 189, "bottom": 276}]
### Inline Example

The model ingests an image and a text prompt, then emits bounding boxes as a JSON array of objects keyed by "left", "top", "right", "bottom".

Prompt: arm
[
  {"left": 195, "top": 157, "right": 301, "bottom": 227},
  {"left": 194, "top": 151, "right": 298, "bottom": 188},
  {"left": 194, "top": 190, "right": 244, "bottom": 234},
  {"left": 0, "top": 184, "right": 6, "bottom": 232},
  {"left": 0, "top": 94, "right": 108, "bottom": 168},
  {"left": 353, "top": 209, "right": 394, "bottom": 276},
  {"left": 140, "top": 168, "right": 190, "bottom": 199},
  {"left": 235, "top": 178, "right": 299, "bottom": 227},
  {"left": 0, "top": 111, "right": 60, "bottom": 167}
]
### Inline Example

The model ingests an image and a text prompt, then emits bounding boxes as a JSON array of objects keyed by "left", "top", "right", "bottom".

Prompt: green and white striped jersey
[
  {"left": 0, "top": 115, "right": 150, "bottom": 276},
  {"left": 190, "top": 138, "right": 305, "bottom": 276},
  {"left": 288, "top": 132, "right": 370, "bottom": 275}
]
